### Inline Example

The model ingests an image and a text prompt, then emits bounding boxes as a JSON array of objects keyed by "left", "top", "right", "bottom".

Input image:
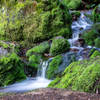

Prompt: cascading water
[
  {"left": 69, "top": 10, "right": 93, "bottom": 47},
  {"left": 0, "top": 60, "right": 51, "bottom": 93},
  {"left": 68, "top": 10, "right": 93, "bottom": 60},
  {"left": 0, "top": 10, "right": 94, "bottom": 93}
]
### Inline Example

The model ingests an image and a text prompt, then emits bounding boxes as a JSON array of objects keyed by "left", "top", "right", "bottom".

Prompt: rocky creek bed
[{"left": 0, "top": 88, "right": 100, "bottom": 100}]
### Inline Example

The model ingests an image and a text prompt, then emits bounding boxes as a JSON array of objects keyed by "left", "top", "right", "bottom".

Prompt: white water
[
  {"left": 0, "top": 60, "right": 51, "bottom": 93},
  {"left": 69, "top": 10, "right": 93, "bottom": 47},
  {"left": 68, "top": 10, "right": 93, "bottom": 60}
]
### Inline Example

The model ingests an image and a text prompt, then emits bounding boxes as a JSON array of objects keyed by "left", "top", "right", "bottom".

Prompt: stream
[
  {"left": 0, "top": 10, "right": 93, "bottom": 93},
  {"left": 0, "top": 60, "right": 51, "bottom": 93}
]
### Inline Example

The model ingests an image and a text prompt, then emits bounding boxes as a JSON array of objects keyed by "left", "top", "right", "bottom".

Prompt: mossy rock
[
  {"left": 48, "top": 56, "right": 100, "bottom": 93},
  {"left": 95, "top": 38, "right": 100, "bottom": 48},
  {"left": 26, "top": 41, "right": 50, "bottom": 57},
  {"left": 0, "top": 41, "right": 9, "bottom": 49},
  {"left": 0, "top": 53, "right": 26, "bottom": 86},
  {"left": 82, "top": 29, "right": 100, "bottom": 46},
  {"left": 27, "top": 54, "right": 41, "bottom": 74},
  {"left": 90, "top": 50, "right": 100, "bottom": 58},
  {"left": 62, "top": 0, "right": 81, "bottom": 9},
  {"left": 50, "top": 38, "right": 70, "bottom": 56},
  {"left": 46, "top": 55, "right": 62, "bottom": 79}
]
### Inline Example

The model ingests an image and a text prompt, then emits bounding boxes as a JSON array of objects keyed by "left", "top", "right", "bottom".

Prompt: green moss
[
  {"left": 92, "top": 4, "right": 100, "bottom": 23},
  {"left": 95, "top": 38, "right": 100, "bottom": 48},
  {"left": 46, "top": 55, "right": 62, "bottom": 79},
  {"left": 26, "top": 42, "right": 50, "bottom": 57},
  {"left": 62, "top": 0, "right": 81, "bottom": 9},
  {"left": 71, "top": 11, "right": 81, "bottom": 17},
  {"left": 0, "top": 41, "right": 9, "bottom": 49},
  {"left": 28, "top": 54, "right": 41, "bottom": 70},
  {"left": 49, "top": 57, "right": 100, "bottom": 93},
  {"left": 50, "top": 38, "right": 70, "bottom": 56},
  {"left": 82, "top": 29, "right": 99, "bottom": 46},
  {"left": 0, "top": 53, "right": 26, "bottom": 86},
  {"left": 0, "top": 0, "right": 72, "bottom": 47},
  {"left": 90, "top": 50, "right": 100, "bottom": 58}
]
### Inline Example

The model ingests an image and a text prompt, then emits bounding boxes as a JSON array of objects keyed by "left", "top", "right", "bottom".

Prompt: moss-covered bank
[
  {"left": 0, "top": 53, "right": 26, "bottom": 86},
  {"left": 49, "top": 54, "right": 100, "bottom": 93}
]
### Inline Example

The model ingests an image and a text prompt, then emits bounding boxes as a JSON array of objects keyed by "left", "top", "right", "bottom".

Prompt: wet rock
[
  {"left": 70, "top": 48, "right": 79, "bottom": 53},
  {"left": 0, "top": 47, "right": 8, "bottom": 57},
  {"left": 72, "top": 38, "right": 85, "bottom": 47}
]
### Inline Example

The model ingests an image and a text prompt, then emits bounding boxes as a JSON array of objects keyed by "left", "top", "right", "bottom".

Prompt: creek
[{"left": 0, "top": 10, "right": 94, "bottom": 93}]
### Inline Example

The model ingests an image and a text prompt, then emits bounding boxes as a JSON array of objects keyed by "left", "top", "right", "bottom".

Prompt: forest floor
[{"left": 0, "top": 88, "right": 100, "bottom": 100}]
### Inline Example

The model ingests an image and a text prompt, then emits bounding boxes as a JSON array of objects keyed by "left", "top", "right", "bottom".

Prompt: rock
[
  {"left": 46, "top": 52, "right": 77, "bottom": 79},
  {"left": 1, "top": 88, "right": 100, "bottom": 100},
  {"left": 50, "top": 38, "right": 70, "bottom": 56},
  {"left": 70, "top": 48, "right": 79, "bottom": 52},
  {"left": 49, "top": 56, "right": 100, "bottom": 93},
  {"left": 78, "top": 38, "right": 85, "bottom": 47},
  {"left": 0, "top": 53, "right": 26, "bottom": 86}
]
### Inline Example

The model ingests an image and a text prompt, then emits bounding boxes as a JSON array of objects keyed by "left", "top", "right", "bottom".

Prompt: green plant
[
  {"left": 0, "top": 53, "right": 26, "bottom": 86},
  {"left": 48, "top": 57, "right": 100, "bottom": 93},
  {"left": 50, "top": 38, "right": 70, "bottom": 56},
  {"left": 95, "top": 38, "right": 100, "bottom": 48},
  {"left": 26, "top": 42, "right": 50, "bottom": 57},
  {"left": 46, "top": 55, "right": 62, "bottom": 79}
]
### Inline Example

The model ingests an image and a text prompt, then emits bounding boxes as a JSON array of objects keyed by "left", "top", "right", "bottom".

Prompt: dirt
[{"left": 0, "top": 88, "right": 100, "bottom": 100}]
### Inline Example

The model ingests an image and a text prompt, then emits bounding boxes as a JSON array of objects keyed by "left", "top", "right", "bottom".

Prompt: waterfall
[
  {"left": 41, "top": 61, "right": 48, "bottom": 78},
  {"left": 0, "top": 59, "right": 51, "bottom": 93},
  {"left": 69, "top": 11, "right": 93, "bottom": 47}
]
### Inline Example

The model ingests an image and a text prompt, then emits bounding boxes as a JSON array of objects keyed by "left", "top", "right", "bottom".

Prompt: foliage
[
  {"left": 28, "top": 54, "right": 41, "bottom": 70},
  {"left": 0, "top": 53, "right": 26, "bottom": 86},
  {"left": 46, "top": 55, "right": 62, "bottom": 79},
  {"left": 82, "top": 29, "right": 99, "bottom": 46},
  {"left": 90, "top": 50, "right": 100, "bottom": 58},
  {"left": 0, "top": 0, "right": 72, "bottom": 47},
  {"left": 0, "top": 41, "right": 9, "bottom": 49},
  {"left": 50, "top": 38, "right": 70, "bottom": 56},
  {"left": 62, "top": 0, "right": 81, "bottom": 9},
  {"left": 92, "top": 4, "right": 100, "bottom": 23},
  {"left": 95, "top": 38, "right": 100, "bottom": 48},
  {"left": 48, "top": 57, "right": 100, "bottom": 93},
  {"left": 26, "top": 42, "right": 50, "bottom": 57}
]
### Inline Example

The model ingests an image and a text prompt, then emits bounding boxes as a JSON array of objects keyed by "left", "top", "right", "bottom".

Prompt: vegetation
[
  {"left": 46, "top": 55, "right": 62, "bottom": 79},
  {"left": 49, "top": 56, "right": 100, "bottom": 93},
  {"left": 62, "top": 0, "right": 81, "bottom": 9},
  {"left": 0, "top": 0, "right": 72, "bottom": 47},
  {"left": 50, "top": 38, "right": 70, "bottom": 56},
  {"left": 0, "top": 53, "right": 26, "bottom": 86},
  {"left": 0, "top": 0, "right": 100, "bottom": 95},
  {"left": 26, "top": 42, "right": 50, "bottom": 57}
]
